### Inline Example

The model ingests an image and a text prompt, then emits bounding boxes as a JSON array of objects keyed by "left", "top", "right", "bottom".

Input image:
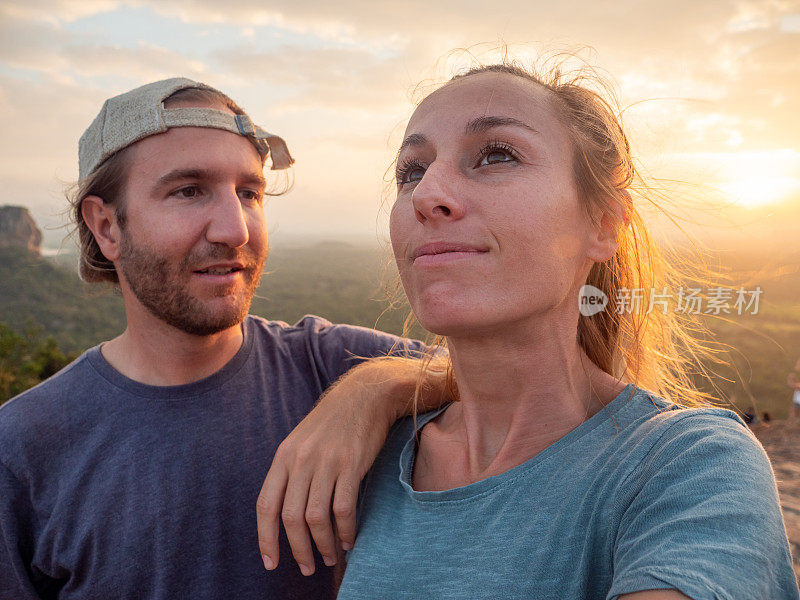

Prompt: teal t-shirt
[{"left": 338, "top": 384, "right": 799, "bottom": 599}]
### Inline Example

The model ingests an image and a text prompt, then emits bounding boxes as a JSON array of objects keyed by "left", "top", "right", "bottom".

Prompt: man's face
[{"left": 114, "top": 106, "right": 268, "bottom": 336}]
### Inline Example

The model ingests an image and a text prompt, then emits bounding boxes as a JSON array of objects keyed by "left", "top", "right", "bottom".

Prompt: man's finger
[
  {"left": 332, "top": 472, "right": 359, "bottom": 550},
  {"left": 305, "top": 470, "right": 339, "bottom": 567},
  {"left": 282, "top": 468, "right": 316, "bottom": 576},
  {"left": 256, "top": 463, "right": 289, "bottom": 570}
]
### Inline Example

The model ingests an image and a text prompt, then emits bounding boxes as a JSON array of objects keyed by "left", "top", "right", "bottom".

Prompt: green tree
[{"left": 0, "top": 321, "right": 75, "bottom": 405}]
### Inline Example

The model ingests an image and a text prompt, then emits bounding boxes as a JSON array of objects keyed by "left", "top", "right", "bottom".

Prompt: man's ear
[
  {"left": 586, "top": 192, "right": 631, "bottom": 263},
  {"left": 81, "top": 195, "right": 122, "bottom": 262}
]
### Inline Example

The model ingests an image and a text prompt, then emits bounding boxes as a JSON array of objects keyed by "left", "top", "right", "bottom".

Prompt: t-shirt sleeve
[
  {"left": 0, "top": 462, "right": 46, "bottom": 600},
  {"left": 607, "top": 412, "right": 800, "bottom": 600},
  {"left": 298, "top": 315, "right": 432, "bottom": 389}
]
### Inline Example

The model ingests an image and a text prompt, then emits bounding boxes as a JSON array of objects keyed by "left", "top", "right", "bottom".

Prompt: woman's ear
[
  {"left": 587, "top": 192, "right": 631, "bottom": 263},
  {"left": 81, "top": 196, "right": 122, "bottom": 262}
]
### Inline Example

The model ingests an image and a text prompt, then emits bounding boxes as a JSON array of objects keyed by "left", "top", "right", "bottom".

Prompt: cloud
[
  {"left": 0, "top": 9, "right": 207, "bottom": 83},
  {"left": 0, "top": 0, "right": 798, "bottom": 243},
  {"left": 0, "top": 0, "right": 120, "bottom": 23},
  {"left": 63, "top": 42, "right": 208, "bottom": 81},
  {"left": 208, "top": 44, "right": 426, "bottom": 114}
]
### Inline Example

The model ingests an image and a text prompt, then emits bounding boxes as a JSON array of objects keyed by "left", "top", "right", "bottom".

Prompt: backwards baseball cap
[{"left": 78, "top": 77, "right": 294, "bottom": 180}]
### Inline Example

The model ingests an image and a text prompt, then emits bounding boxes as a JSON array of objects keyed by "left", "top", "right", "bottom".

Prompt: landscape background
[
  {"left": 1, "top": 0, "right": 798, "bottom": 584},
  {"left": 2, "top": 211, "right": 799, "bottom": 420},
  {"left": 1, "top": 204, "right": 799, "bottom": 583}
]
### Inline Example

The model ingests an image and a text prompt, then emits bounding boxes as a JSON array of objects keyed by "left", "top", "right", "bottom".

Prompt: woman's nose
[{"left": 410, "top": 163, "right": 466, "bottom": 224}]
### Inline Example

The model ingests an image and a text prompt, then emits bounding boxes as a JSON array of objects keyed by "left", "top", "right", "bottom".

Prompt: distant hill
[
  {"left": 249, "top": 241, "right": 419, "bottom": 337},
  {"left": 0, "top": 241, "right": 419, "bottom": 354},
  {"left": 1, "top": 239, "right": 800, "bottom": 418},
  {"left": 0, "top": 247, "right": 125, "bottom": 352}
]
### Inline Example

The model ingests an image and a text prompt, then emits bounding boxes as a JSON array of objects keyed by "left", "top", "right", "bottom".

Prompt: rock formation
[{"left": 0, "top": 206, "right": 42, "bottom": 257}]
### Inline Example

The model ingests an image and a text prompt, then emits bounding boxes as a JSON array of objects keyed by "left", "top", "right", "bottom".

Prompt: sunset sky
[{"left": 1, "top": 0, "right": 798, "bottom": 250}]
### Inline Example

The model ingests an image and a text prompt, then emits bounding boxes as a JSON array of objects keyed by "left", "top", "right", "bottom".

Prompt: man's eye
[
  {"left": 175, "top": 186, "right": 200, "bottom": 198},
  {"left": 239, "top": 189, "right": 262, "bottom": 202}
]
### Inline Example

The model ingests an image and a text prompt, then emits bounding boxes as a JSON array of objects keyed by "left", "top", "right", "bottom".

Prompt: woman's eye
[
  {"left": 404, "top": 166, "right": 426, "bottom": 183},
  {"left": 479, "top": 148, "right": 515, "bottom": 166},
  {"left": 397, "top": 162, "right": 427, "bottom": 186}
]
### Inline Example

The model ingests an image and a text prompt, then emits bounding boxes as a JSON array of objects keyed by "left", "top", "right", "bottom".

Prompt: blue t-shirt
[
  {"left": 338, "top": 384, "right": 799, "bottom": 600},
  {"left": 0, "top": 315, "right": 425, "bottom": 600}
]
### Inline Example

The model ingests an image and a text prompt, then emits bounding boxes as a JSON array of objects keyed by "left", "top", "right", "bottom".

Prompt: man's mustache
[{"left": 184, "top": 245, "right": 265, "bottom": 271}]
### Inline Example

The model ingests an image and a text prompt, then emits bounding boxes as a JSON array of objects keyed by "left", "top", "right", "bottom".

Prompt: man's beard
[{"left": 117, "top": 232, "right": 266, "bottom": 336}]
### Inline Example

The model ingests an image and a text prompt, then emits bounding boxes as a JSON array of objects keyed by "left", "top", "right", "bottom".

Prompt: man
[{"left": 0, "top": 78, "right": 439, "bottom": 599}]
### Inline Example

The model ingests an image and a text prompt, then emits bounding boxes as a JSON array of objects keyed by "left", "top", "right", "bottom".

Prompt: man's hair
[{"left": 67, "top": 86, "right": 284, "bottom": 284}]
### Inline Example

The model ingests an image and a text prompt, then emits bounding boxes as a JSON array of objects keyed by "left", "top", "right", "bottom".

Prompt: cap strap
[{"left": 161, "top": 107, "right": 294, "bottom": 170}]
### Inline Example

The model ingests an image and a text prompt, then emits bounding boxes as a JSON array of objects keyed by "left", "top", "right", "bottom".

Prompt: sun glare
[
  {"left": 721, "top": 175, "right": 800, "bottom": 209},
  {"left": 719, "top": 150, "right": 800, "bottom": 209}
]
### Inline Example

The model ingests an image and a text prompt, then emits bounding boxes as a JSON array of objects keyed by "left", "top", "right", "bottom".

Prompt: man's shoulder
[
  {"left": 245, "top": 313, "right": 427, "bottom": 389},
  {"left": 246, "top": 314, "right": 424, "bottom": 357},
  {"left": 1, "top": 351, "right": 96, "bottom": 419},
  {"left": 0, "top": 350, "right": 99, "bottom": 460},
  {"left": 248, "top": 313, "right": 383, "bottom": 341},
  {"left": 246, "top": 313, "right": 333, "bottom": 337}
]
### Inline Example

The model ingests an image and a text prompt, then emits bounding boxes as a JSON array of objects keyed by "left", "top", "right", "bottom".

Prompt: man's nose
[
  {"left": 205, "top": 188, "right": 250, "bottom": 248},
  {"left": 410, "top": 163, "right": 466, "bottom": 225}
]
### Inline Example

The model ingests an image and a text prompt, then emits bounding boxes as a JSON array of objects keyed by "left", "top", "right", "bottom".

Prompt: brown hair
[
  {"left": 384, "top": 55, "right": 728, "bottom": 413},
  {"left": 66, "top": 86, "right": 289, "bottom": 283}
]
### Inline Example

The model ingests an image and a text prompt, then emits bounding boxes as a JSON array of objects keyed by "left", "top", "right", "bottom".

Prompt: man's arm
[
  {"left": 0, "top": 462, "right": 44, "bottom": 600},
  {"left": 256, "top": 357, "right": 449, "bottom": 576}
]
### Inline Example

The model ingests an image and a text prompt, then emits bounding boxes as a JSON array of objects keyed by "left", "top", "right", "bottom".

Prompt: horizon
[{"left": 1, "top": 1, "right": 798, "bottom": 252}]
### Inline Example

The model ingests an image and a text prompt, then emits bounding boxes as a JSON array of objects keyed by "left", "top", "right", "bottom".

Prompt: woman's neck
[{"left": 421, "top": 319, "right": 625, "bottom": 486}]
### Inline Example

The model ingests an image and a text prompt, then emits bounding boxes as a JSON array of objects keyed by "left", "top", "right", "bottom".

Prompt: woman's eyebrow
[
  {"left": 465, "top": 115, "right": 540, "bottom": 136},
  {"left": 398, "top": 133, "right": 428, "bottom": 153},
  {"left": 398, "top": 116, "right": 538, "bottom": 154}
]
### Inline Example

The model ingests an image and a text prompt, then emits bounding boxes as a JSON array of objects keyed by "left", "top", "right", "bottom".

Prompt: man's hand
[{"left": 256, "top": 357, "right": 448, "bottom": 575}]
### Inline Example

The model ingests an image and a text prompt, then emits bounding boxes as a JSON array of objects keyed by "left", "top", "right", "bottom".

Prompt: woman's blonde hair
[{"left": 383, "top": 53, "right": 729, "bottom": 414}]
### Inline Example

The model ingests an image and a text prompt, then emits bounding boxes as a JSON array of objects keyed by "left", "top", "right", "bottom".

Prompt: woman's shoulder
[
  {"left": 618, "top": 386, "right": 753, "bottom": 442},
  {"left": 617, "top": 387, "right": 773, "bottom": 489},
  {"left": 609, "top": 390, "right": 795, "bottom": 600},
  {"left": 369, "top": 405, "right": 452, "bottom": 475},
  {"left": 598, "top": 386, "right": 776, "bottom": 495}
]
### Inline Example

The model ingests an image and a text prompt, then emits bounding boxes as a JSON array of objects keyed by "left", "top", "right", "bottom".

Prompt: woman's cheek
[{"left": 389, "top": 201, "right": 412, "bottom": 262}]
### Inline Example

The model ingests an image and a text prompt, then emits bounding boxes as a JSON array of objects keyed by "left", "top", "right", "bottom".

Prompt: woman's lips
[
  {"left": 411, "top": 242, "right": 489, "bottom": 267},
  {"left": 413, "top": 251, "right": 487, "bottom": 267}
]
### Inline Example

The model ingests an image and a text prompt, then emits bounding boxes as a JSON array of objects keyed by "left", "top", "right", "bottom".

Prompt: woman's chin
[{"left": 414, "top": 309, "right": 491, "bottom": 338}]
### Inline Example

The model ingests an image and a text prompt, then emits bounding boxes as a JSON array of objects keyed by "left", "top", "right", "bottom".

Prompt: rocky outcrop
[
  {"left": 752, "top": 421, "right": 800, "bottom": 583},
  {"left": 0, "top": 206, "right": 42, "bottom": 256}
]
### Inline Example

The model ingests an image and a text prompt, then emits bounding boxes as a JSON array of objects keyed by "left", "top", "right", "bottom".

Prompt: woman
[{"left": 264, "top": 61, "right": 800, "bottom": 599}]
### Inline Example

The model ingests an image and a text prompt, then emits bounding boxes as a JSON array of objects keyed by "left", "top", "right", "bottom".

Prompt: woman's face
[{"left": 390, "top": 72, "right": 608, "bottom": 337}]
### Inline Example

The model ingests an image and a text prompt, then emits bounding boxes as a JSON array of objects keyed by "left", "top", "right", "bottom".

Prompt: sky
[{"left": 1, "top": 0, "right": 799, "bottom": 251}]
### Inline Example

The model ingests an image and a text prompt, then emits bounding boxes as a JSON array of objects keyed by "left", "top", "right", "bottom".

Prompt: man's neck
[{"left": 100, "top": 314, "right": 247, "bottom": 387}]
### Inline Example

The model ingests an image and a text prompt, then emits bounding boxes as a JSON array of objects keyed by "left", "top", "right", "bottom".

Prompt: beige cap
[{"left": 78, "top": 77, "right": 294, "bottom": 180}]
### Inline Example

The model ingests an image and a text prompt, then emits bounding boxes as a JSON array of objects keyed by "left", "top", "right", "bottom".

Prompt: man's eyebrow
[
  {"left": 154, "top": 169, "right": 210, "bottom": 190},
  {"left": 398, "top": 133, "right": 428, "bottom": 154},
  {"left": 241, "top": 173, "right": 267, "bottom": 188},
  {"left": 153, "top": 169, "right": 266, "bottom": 190},
  {"left": 465, "top": 116, "right": 539, "bottom": 136}
]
